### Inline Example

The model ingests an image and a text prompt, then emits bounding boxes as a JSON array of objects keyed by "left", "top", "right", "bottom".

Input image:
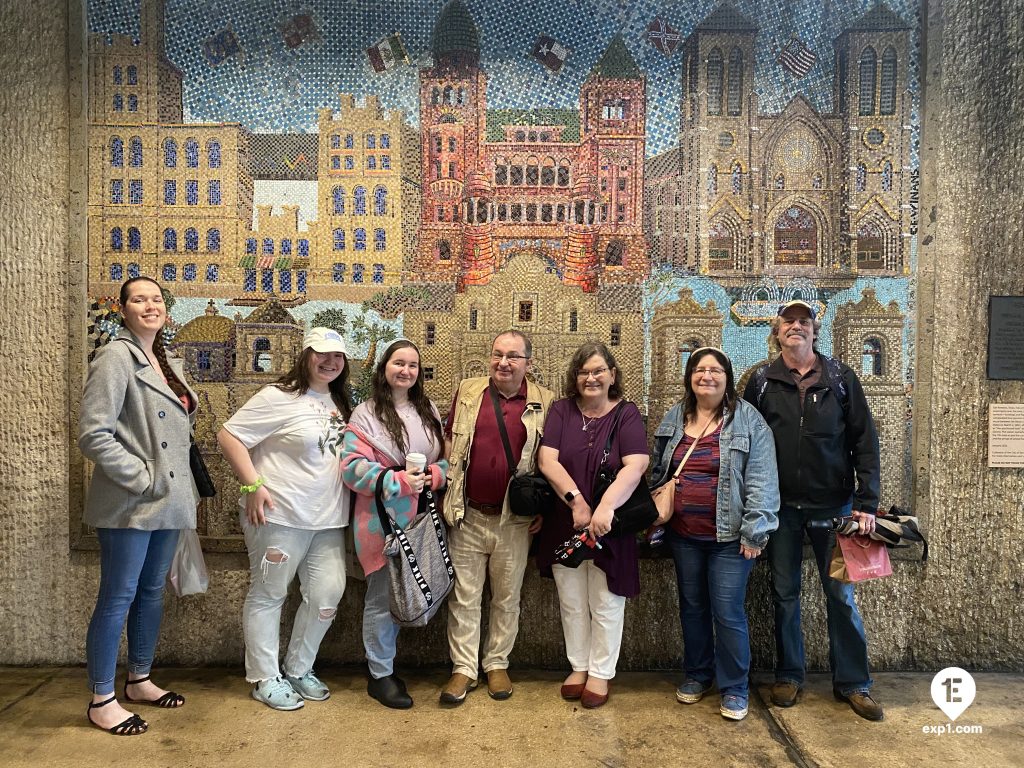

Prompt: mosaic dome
[{"left": 431, "top": 0, "right": 481, "bottom": 64}]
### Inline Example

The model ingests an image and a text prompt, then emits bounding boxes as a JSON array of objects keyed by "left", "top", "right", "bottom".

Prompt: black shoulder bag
[
  {"left": 488, "top": 384, "right": 555, "bottom": 517},
  {"left": 591, "top": 402, "right": 656, "bottom": 537}
]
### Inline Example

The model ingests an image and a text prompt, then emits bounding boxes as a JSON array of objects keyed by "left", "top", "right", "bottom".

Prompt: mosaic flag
[
  {"left": 366, "top": 33, "right": 409, "bottom": 73},
  {"left": 647, "top": 17, "right": 680, "bottom": 56},
  {"left": 532, "top": 35, "right": 569, "bottom": 73},
  {"left": 777, "top": 36, "right": 817, "bottom": 77},
  {"left": 279, "top": 13, "right": 319, "bottom": 49},
  {"left": 202, "top": 28, "right": 242, "bottom": 66}
]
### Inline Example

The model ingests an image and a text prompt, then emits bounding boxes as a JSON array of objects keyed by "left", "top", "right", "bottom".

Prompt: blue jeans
[
  {"left": 364, "top": 568, "right": 400, "bottom": 679},
  {"left": 668, "top": 532, "right": 755, "bottom": 697},
  {"left": 767, "top": 504, "right": 872, "bottom": 695},
  {"left": 86, "top": 528, "right": 180, "bottom": 695}
]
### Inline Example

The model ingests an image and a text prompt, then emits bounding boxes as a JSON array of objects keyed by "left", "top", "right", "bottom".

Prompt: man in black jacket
[{"left": 744, "top": 300, "right": 884, "bottom": 721}]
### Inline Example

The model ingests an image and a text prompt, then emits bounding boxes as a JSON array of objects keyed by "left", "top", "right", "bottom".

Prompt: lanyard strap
[
  {"left": 671, "top": 416, "right": 718, "bottom": 480},
  {"left": 487, "top": 383, "right": 517, "bottom": 476}
]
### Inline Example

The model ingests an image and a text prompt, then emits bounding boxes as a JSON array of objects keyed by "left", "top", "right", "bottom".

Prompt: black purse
[
  {"left": 488, "top": 384, "right": 554, "bottom": 516},
  {"left": 591, "top": 402, "right": 657, "bottom": 537},
  {"left": 190, "top": 439, "right": 216, "bottom": 498}
]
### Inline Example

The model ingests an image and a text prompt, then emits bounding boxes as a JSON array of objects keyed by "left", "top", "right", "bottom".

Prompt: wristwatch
[{"left": 565, "top": 489, "right": 580, "bottom": 503}]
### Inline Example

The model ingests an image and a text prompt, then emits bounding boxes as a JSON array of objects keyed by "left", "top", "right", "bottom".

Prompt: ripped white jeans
[{"left": 242, "top": 517, "right": 347, "bottom": 683}]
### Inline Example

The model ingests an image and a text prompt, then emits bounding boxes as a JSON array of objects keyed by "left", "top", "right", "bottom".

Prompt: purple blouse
[{"left": 535, "top": 398, "right": 648, "bottom": 597}]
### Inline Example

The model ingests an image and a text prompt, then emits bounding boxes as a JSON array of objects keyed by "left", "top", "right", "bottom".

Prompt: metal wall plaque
[{"left": 987, "top": 296, "right": 1024, "bottom": 379}]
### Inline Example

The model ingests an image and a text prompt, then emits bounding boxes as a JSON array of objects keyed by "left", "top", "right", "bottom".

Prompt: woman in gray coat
[{"left": 79, "top": 276, "right": 198, "bottom": 735}]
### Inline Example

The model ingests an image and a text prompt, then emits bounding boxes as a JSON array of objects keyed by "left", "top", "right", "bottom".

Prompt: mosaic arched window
[
  {"left": 862, "top": 337, "right": 884, "bottom": 376},
  {"left": 495, "top": 159, "right": 508, "bottom": 186},
  {"left": 443, "top": 85, "right": 453, "bottom": 105},
  {"left": 605, "top": 239, "right": 625, "bottom": 266},
  {"left": 163, "top": 138, "right": 177, "bottom": 167},
  {"left": 774, "top": 206, "right": 817, "bottom": 266},
  {"left": 449, "top": 137, "right": 457, "bottom": 153},
  {"left": 856, "top": 163, "right": 867, "bottom": 192},
  {"left": 207, "top": 228, "right": 220, "bottom": 252},
  {"left": 374, "top": 228, "right": 386, "bottom": 251},
  {"left": 372, "top": 263, "right": 385, "bottom": 283},
  {"left": 374, "top": 186, "right": 387, "bottom": 215},
  {"left": 246, "top": 237, "right": 256, "bottom": 254},
  {"left": 205, "top": 264, "right": 218, "bottom": 281},
  {"left": 184, "top": 227, "right": 199, "bottom": 251},
  {"left": 856, "top": 220, "right": 884, "bottom": 269},
  {"left": 509, "top": 162, "right": 523, "bottom": 185},
  {"left": 112, "top": 94, "right": 123, "bottom": 111},
  {"left": 431, "top": 87, "right": 440, "bottom": 105},
  {"left": 162, "top": 263, "right": 176, "bottom": 281},
  {"left": 298, "top": 239, "right": 309, "bottom": 257},
  {"left": 380, "top": 133, "right": 390, "bottom": 148},
  {"left": 280, "top": 238, "right": 291, "bottom": 255},
  {"left": 112, "top": 66, "right": 122, "bottom": 84},
  {"left": 183, "top": 263, "right": 197, "bottom": 282},
  {"left": 708, "top": 220, "right": 733, "bottom": 270},
  {"left": 110, "top": 227, "right": 123, "bottom": 251},
  {"left": 127, "top": 95, "right": 138, "bottom": 112},
  {"left": 526, "top": 156, "right": 539, "bottom": 185},
  {"left": 129, "top": 137, "right": 142, "bottom": 167},
  {"left": 207, "top": 140, "right": 221, "bottom": 168},
  {"left": 367, "top": 156, "right": 377, "bottom": 171},
  {"left": 882, "top": 161, "right": 893, "bottom": 191},
  {"left": 354, "top": 228, "right": 366, "bottom": 251},
  {"left": 727, "top": 47, "right": 743, "bottom": 116},
  {"left": 163, "top": 228, "right": 177, "bottom": 251},
  {"left": 437, "top": 239, "right": 452, "bottom": 260},
  {"left": 541, "top": 157, "right": 556, "bottom": 186},
  {"left": 110, "top": 137, "right": 123, "bottom": 167},
  {"left": 352, "top": 263, "right": 365, "bottom": 283},
  {"left": 859, "top": 47, "right": 877, "bottom": 116},
  {"left": 332, "top": 263, "right": 346, "bottom": 283},
  {"left": 706, "top": 48, "right": 723, "bottom": 116},
  {"left": 126, "top": 65, "right": 137, "bottom": 85},
  {"left": 127, "top": 227, "right": 140, "bottom": 251},
  {"left": 354, "top": 186, "right": 366, "bottom": 215},
  {"left": 366, "top": 134, "right": 376, "bottom": 150},
  {"left": 557, "top": 160, "right": 571, "bottom": 187},
  {"left": 731, "top": 162, "right": 742, "bottom": 195},
  {"left": 127, "top": 263, "right": 139, "bottom": 279},
  {"left": 262, "top": 238, "right": 273, "bottom": 255},
  {"left": 110, "top": 263, "right": 123, "bottom": 281},
  {"left": 880, "top": 47, "right": 898, "bottom": 115},
  {"left": 332, "top": 186, "right": 345, "bottom": 214},
  {"left": 706, "top": 164, "right": 718, "bottom": 198},
  {"left": 184, "top": 139, "right": 199, "bottom": 168}
]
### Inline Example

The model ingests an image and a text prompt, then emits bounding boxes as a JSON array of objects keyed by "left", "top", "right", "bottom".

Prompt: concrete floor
[{"left": 0, "top": 667, "right": 1019, "bottom": 767}]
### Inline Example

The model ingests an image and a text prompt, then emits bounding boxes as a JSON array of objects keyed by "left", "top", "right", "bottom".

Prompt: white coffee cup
[{"left": 405, "top": 452, "right": 427, "bottom": 473}]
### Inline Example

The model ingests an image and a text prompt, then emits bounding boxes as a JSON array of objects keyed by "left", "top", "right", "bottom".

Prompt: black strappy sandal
[
  {"left": 87, "top": 696, "right": 148, "bottom": 735},
  {"left": 124, "top": 675, "right": 185, "bottom": 708}
]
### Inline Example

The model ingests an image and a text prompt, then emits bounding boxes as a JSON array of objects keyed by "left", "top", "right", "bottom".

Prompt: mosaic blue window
[
  {"left": 110, "top": 263, "right": 123, "bottom": 281},
  {"left": 880, "top": 47, "right": 898, "bottom": 115},
  {"left": 380, "top": 134, "right": 390, "bottom": 149},
  {"left": 859, "top": 47, "right": 877, "bottom": 116},
  {"left": 707, "top": 48, "right": 723, "bottom": 116},
  {"left": 345, "top": 156, "right": 354, "bottom": 170},
  {"left": 279, "top": 270, "right": 292, "bottom": 293},
  {"left": 129, "top": 137, "right": 142, "bottom": 167},
  {"left": 862, "top": 338, "right": 884, "bottom": 376},
  {"left": 112, "top": 66, "right": 122, "bottom": 84},
  {"left": 129, "top": 180, "right": 143, "bottom": 205},
  {"left": 352, "top": 263, "right": 364, "bottom": 283},
  {"left": 366, "top": 134, "right": 376, "bottom": 149},
  {"left": 126, "top": 65, "right": 137, "bottom": 85},
  {"left": 298, "top": 239, "right": 309, "bottom": 257},
  {"left": 207, "top": 140, "right": 221, "bottom": 168},
  {"left": 113, "top": 93, "right": 123, "bottom": 111},
  {"left": 205, "top": 263, "right": 219, "bottom": 281},
  {"left": 731, "top": 163, "right": 742, "bottom": 195},
  {"left": 127, "top": 95, "right": 138, "bottom": 112},
  {"left": 330, "top": 134, "right": 340, "bottom": 149},
  {"left": 856, "top": 163, "right": 867, "bottom": 192},
  {"left": 183, "top": 263, "right": 197, "bottom": 281},
  {"left": 110, "top": 137, "right": 123, "bottom": 167},
  {"left": 208, "top": 180, "right": 221, "bottom": 205},
  {"left": 374, "top": 186, "right": 387, "bottom": 215},
  {"left": 261, "top": 269, "right": 274, "bottom": 292},
  {"left": 331, "top": 156, "right": 340, "bottom": 170},
  {"left": 381, "top": 155, "right": 391, "bottom": 170},
  {"left": 354, "top": 228, "right": 366, "bottom": 250},
  {"left": 244, "top": 268, "right": 256, "bottom": 292},
  {"left": 186, "top": 180, "right": 198, "bottom": 205},
  {"left": 185, "top": 139, "right": 199, "bottom": 168},
  {"left": 128, "top": 227, "right": 140, "bottom": 251},
  {"left": 163, "top": 264, "right": 177, "bottom": 281},
  {"left": 110, "top": 180, "right": 123, "bottom": 204},
  {"left": 281, "top": 238, "right": 292, "bottom": 255},
  {"left": 163, "top": 228, "right": 176, "bottom": 251},
  {"left": 197, "top": 350, "right": 211, "bottom": 370},
  {"left": 164, "top": 139, "right": 177, "bottom": 167},
  {"left": 332, "top": 186, "right": 345, "bottom": 214},
  {"left": 374, "top": 229, "right": 386, "bottom": 251},
  {"left": 354, "top": 187, "right": 366, "bottom": 215},
  {"left": 333, "top": 228, "right": 345, "bottom": 250},
  {"left": 332, "top": 263, "right": 346, "bottom": 282},
  {"left": 246, "top": 238, "right": 256, "bottom": 254},
  {"left": 207, "top": 228, "right": 220, "bottom": 252},
  {"left": 262, "top": 238, "right": 274, "bottom": 255},
  {"left": 367, "top": 156, "right": 377, "bottom": 170},
  {"left": 882, "top": 161, "right": 893, "bottom": 191},
  {"left": 372, "top": 263, "right": 384, "bottom": 283},
  {"left": 127, "top": 262, "right": 139, "bottom": 279},
  {"left": 185, "top": 228, "right": 198, "bottom": 251},
  {"left": 344, "top": 134, "right": 353, "bottom": 149},
  {"left": 110, "top": 227, "right": 123, "bottom": 251},
  {"left": 297, "top": 270, "right": 307, "bottom": 293},
  {"left": 774, "top": 173, "right": 785, "bottom": 190},
  {"left": 707, "top": 165, "right": 717, "bottom": 198},
  {"left": 164, "top": 180, "right": 176, "bottom": 204}
]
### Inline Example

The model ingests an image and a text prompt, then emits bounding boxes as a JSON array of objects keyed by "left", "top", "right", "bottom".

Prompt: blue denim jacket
[{"left": 651, "top": 398, "right": 780, "bottom": 549}]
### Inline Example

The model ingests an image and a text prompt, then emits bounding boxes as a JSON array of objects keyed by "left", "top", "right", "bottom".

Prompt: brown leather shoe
[
  {"left": 560, "top": 682, "right": 586, "bottom": 701},
  {"left": 580, "top": 684, "right": 609, "bottom": 709},
  {"left": 486, "top": 669, "right": 513, "bottom": 700},
  {"left": 439, "top": 673, "right": 478, "bottom": 705},
  {"left": 834, "top": 689, "right": 885, "bottom": 721},
  {"left": 771, "top": 681, "right": 801, "bottom": 707}
]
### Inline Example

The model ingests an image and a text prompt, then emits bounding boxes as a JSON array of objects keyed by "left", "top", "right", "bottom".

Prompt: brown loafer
[
  {"left": 834, "top": 689, "right": 884, "bottom": 721},
  {"left": 486, "top": 669, "right": 513, "bottom": 700},
  {"left": 771, "top": 681, "right": 801, "bottom": 707},
  {"left": 580, "top": 684, "right": 609, "bottom": 709},
  {"left": 560, "top": 682, "right": 586, "bottom": 701},
  {"left": 439, "top": 673, "right": 478, "bottom": 705}
]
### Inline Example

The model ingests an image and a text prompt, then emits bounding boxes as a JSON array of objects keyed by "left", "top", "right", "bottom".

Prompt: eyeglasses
[
  {"left": 577, "top": 366, "right": 610, "bottom": 379},
  {"left": 693, "top": 366, "right": 726, "bottom": 377},
  {"left": 491, "top": 352, "right": 529, "bottom": 362}
]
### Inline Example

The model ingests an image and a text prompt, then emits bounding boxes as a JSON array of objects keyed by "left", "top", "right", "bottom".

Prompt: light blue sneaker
[
  {"left": 286, "top": 670, "right": 331, "bottom": 701},
  {"left": 676, "top": 679, "right": 712, "bottom": 704},
  {"left": 252, "top": 677, "right": 304, "bottom": 711},
  {"left": 720, "top": 694, "right": 748, "bottom": 720}
]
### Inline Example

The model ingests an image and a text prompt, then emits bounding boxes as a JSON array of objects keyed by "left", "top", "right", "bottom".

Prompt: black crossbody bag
[
  {"left": 488, "top": 384, "right": 555, "bottom": 517},
  {"left": 592, "top": 402, "right": 656, "bottom": 536}
]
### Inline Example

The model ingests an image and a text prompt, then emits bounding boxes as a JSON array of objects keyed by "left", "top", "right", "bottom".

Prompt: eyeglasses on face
[
  {"left": 576, "top": 366, "right": 610, "bottom": 379},
  {"left": 491, "top": 352, "right": 529, "bottom": 362},
  {"left": 692, "top": 366, "right": 726, "bottom": 377}
]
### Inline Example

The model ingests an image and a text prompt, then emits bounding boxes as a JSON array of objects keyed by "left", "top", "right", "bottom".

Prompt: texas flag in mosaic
[
  {"left": 532, "top": 35, "right": 569, "bottom": 73},
  {"left": 777, "top": 36, "right": 817, "bottom": 78},
  {"left": 366, "top": 33, "right": 409, "bottom": 73},
  {"left": 647, "top": 17, "right": 680, "bottom": 56}
]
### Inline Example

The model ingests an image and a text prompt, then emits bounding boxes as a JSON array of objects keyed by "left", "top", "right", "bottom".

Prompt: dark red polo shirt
[{"left": 445, "top": 379, "right": 528, "bottom": 507}]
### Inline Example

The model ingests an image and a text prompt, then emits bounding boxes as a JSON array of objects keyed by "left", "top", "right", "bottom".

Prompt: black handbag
[
  {"left": 591, "top": 402, "right": 657, "bottom": 537},
  {"left": 488, "top": 384, "right": 555, "bottom": 517},
  {"left": 190, "top": 439, "right": 216, "bottom": 498}
]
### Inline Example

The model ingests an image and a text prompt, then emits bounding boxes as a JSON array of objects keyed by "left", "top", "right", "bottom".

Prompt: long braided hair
[
  {"left": 370, "top": 340, "right": 443, "bottom": 456},
  {"left": 119, "top": 276, "right": 187, "bottom": 399}
]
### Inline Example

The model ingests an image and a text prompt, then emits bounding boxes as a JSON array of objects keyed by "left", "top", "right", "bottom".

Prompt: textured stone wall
[{"left": 0, "top": 0, "right": 1021, "bottom": 673}]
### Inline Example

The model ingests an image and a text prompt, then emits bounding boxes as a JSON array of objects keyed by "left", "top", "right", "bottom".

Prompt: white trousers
[{"left": 551, "top": 561, "right": 626, "bottom": 680}]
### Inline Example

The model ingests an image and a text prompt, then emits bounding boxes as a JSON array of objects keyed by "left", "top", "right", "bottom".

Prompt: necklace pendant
[{"left": 582, "top": 424, "right": 588, "bottom": 432}]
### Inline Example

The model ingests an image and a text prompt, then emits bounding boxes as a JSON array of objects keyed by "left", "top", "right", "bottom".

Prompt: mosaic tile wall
[{"left": 82, "top": 0, "right": 921, "bottom": 546}]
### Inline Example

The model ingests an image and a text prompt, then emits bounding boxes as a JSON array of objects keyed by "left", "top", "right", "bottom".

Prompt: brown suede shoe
[
  {"left": 834, "top": 689, "right": 885, "bottom": 721},
  {"left": 771, "top": 681, "right": 801, "bottom": 707},
  {"left": 486, "top": 669, "right": 513, "bottom": 700},
  {"left": 439, "top": 673, "right": 478, "bottom": 706}
]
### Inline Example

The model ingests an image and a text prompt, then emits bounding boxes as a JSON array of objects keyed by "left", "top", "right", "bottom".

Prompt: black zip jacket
[{"left": 742, "top": 354, "right": 880, "bottom": 513}]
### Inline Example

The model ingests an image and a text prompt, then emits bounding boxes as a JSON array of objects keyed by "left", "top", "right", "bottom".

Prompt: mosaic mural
[{"left": 83, "top": 0, "right": 921, "bottom": 548}]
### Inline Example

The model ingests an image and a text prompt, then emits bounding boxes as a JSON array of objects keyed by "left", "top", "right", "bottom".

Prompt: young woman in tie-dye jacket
[{"left": 340, "top": 339, "right": 447, "bottom": 710}]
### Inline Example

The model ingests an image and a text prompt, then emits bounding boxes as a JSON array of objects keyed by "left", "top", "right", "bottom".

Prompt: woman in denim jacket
[{"left": 650, "top": 347, "right": 779, "bottom": 721}]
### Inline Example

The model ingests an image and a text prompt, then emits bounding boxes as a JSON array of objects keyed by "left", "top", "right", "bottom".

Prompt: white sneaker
[
  {"left": 252, "top": 677, "right": 304, "bottom": 711},
  {"left": 286, "top": 671, "right": 330, "bottom": 701}
]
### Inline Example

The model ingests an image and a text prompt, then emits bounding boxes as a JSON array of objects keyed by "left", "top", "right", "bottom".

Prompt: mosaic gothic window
[
  {"left": 163, "top": 138, "right": 177, "bottom": 167},
  {"left": 773, "top": 206, "right": 817, "bottom": 266},
  {"left": 856, "top": 220, "right": 884, "bottom": 269},
  {"left": 129, "top": 137, "right": 142, "bottom": 167},
  {"left": 707, "top": 48, "right": 723, "bottom": 116},
  {"left": 707, "top": 164, "right": 718, "bottom": 198},
  {"left": 354, "top": 186, "right": 366, "bottom": 215},
  {"left": 374, "top": 186, "right": 387, "bottom": 215},
  {"left": 880, "top": 47, "right": 898, "bottom": 115},
  {"left": 332, "top": 186, "right": 344, "bottom": 214},
  {"left": 859, "top": 46, "right": 877, "bottom": 116},
  {"left": 727, "top": 48, "right": 743, "bottom": 117},
  {"left": 882, "top": 161, "right": 893, "bottom": 191},
  {"left": 110, "top": 137, "right": 123, "bottom": 167},
  {"left": 185, "top": 139, "right": 199, "bottom": 167},
  {"left": 731, "top": 163, "right": 742, "bottom": 195},
  {"left": 708, "top": 220, "right": 734, "bottom": 270}
]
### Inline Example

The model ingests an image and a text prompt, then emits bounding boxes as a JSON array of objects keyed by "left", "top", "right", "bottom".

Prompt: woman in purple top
[{"left": 537, "top": 341, "right": 649, "bottom": 709}]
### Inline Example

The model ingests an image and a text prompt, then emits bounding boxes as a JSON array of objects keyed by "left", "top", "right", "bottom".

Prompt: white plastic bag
[{"left": 168, "top": 529, "right": 209, "bottom": 597}]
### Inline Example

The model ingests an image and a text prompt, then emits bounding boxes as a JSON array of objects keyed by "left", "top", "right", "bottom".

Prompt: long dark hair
[
  {"left": 119, "top": 276, "right": 187, "bottom": 400},
  {"left": 682, "top": 347, "right": 737, "bottom": 427},
  {"left": 276, "top": 347, "right": 353, "bottom": 420},
  {"left": 562, "top": 341, "right": 624, "bottom": 400},
  {"left": 371, "top": 340, "right": 444, "bottom": 456}
]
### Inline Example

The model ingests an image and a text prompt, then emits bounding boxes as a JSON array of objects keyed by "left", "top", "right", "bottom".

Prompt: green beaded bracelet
[{"left": 240, "top": 477, "right": 265, "bottom": 494}]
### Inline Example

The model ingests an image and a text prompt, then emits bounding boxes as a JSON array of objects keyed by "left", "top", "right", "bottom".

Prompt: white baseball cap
[
  {"left": 303, "top": 327, "right": 347, "bottom": 354},
  {"left": 777, "top": 300, "right": 818, "bottom": 319}
]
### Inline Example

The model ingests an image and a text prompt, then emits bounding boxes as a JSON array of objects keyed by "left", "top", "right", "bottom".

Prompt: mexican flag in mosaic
[{"left": 366, "top": 33, "right": 409, "bottom": 73}]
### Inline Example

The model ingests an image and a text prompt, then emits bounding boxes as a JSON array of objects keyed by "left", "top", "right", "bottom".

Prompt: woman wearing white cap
[{"left": 218, "top": 327, "right": 354, "bottom": 710}]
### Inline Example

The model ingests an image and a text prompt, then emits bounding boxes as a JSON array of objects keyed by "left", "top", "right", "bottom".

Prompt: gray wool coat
[{"left": 79, "top": 331, "right": 199, "bottom": 530}]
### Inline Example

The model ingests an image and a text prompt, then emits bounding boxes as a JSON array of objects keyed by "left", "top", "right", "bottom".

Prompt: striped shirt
[{"left": 669, "top": 425, "right": 722, "bottom": 540}]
